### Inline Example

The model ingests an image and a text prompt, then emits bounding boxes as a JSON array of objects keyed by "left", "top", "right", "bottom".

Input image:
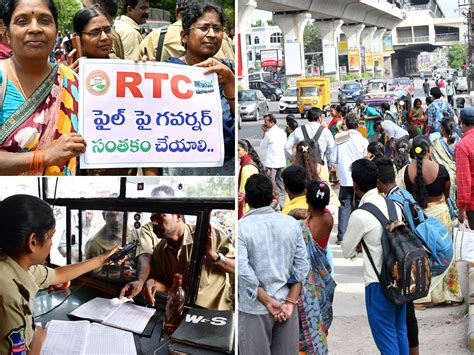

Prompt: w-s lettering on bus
[{"left": 116, "top": 72, "right": 193, "bottom": 99}]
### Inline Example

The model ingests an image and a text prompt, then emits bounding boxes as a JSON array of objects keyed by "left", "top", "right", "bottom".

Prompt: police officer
[
  {"left": 135, "top": 0, "right": 234, "bottom": 61},
  {"left": 0, "top": 195, "right": 124, "bottom": 354}
]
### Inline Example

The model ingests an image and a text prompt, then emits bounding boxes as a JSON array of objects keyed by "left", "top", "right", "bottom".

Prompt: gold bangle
[
  {"left": 285, "top": 297, "right": 298, "bottom": 305},
  {"left": 223, "top": 93, "right": 235, "bottom": 100}
]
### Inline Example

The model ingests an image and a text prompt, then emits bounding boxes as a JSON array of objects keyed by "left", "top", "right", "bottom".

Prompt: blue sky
[{"left": 438, "top": 0, "right": 457, "bottom": 17}]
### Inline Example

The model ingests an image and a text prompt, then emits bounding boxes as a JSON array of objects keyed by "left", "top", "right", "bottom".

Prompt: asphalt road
[{"left": 239, "top": 77, "right": 428, "bottom": 161}]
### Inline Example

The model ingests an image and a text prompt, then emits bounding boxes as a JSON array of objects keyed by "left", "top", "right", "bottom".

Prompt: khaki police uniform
[
  {"left": 150, "top": 224, "right": 234, "bottom": 310},
  {"left": 110, "top": 27, "right": 125, "bottom": 59},
  {"left": 114, "top": 15, "right": 144, "bottom": 59},
  {"left": 0, "top": 255, "right": 56, "bottom": 354},
  {"left": 136, "top": 221, "right": 157, "bottom": 256},
  {"left": 85, "top": 225, "right": 139, "bottom": 275},
  {"left": 135, "top": 20, "right": 234, "bottom": 61}
]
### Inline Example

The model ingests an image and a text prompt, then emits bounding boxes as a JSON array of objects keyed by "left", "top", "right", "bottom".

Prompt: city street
[
  {"left": 239, "top": 77, "right": 472, "bottom": 353},
  {"left": 240, "top": 77, "right": 427, "bottom": 161}
]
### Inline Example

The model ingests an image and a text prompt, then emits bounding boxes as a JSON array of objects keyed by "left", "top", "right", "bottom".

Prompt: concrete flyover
[
  {"left": 239, "top": 0, "right": 404, "bottom": 86},
  {"left": 391, "top": 1, "right": 466, "bottom": 76}
]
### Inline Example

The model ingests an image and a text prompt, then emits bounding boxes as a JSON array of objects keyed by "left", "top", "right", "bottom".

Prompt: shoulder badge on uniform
[{"left": 7, "top": 326, "right": 26, "bottom": 355}]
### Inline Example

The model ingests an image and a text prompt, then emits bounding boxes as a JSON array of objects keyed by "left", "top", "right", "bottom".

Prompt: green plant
[
  {"left": 54, "top": 0, "right": 80, "bottom": 32},
  {"left": 448, "top": 44, "right": 467, "bottom": 69}
]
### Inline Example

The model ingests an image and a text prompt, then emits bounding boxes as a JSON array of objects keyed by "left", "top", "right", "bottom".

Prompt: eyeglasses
[
  {"left": 82, "top": 26, "right": 112, "bottom": 38},
  {"left": 188, "top": 25, "right": 225, "bottom": 34}
]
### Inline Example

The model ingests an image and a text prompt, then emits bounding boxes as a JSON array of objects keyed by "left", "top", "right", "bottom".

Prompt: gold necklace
[{"left": 8, "top": 59, "right": 27, "bottom": 99}]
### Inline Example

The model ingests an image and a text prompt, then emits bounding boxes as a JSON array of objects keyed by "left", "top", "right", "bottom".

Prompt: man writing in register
[{"left": 120, "top": 213, "right": 235, "bottom": 310}]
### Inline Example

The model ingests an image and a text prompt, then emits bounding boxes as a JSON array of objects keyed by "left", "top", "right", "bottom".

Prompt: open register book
[
  {"left": 40, "top": 320, "right": 136, "bottom": 355},
  {"left": 68, "top": 297, "right": 156, "bottom": 335}
]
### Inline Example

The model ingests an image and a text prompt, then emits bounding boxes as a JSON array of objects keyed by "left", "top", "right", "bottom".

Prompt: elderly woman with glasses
[
  {"left": 0, "top": 0, "right": 86, "bottom": 175},
  {"left": 165, "top": 2, "right": 235, "bottom": 176}
]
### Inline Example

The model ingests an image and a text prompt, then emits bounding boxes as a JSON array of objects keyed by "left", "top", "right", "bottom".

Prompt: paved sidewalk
[{"left": 327, "top": 227, "right": 471, "bottom": 354}]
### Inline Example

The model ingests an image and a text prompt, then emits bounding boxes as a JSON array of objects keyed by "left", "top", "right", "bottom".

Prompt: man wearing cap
[
  {"left": 456, "top": 108, "right": 474, "bottom": 228},
  {"left": 356, "top": 97, "right": 381, "bottom": 141}
]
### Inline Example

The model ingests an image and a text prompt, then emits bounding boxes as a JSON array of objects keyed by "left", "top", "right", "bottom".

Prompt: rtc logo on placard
[{"left": 86, "top": 70, "right": 110, "bottom": 96}]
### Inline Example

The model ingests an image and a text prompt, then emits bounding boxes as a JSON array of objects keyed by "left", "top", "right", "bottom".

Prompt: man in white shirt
[
  {"left": 114, "top": 0, "right": 149, "bottom": 59},
  {"left": 342, "top": 159, "right": 408, "bottom": 354},
  {"left": 285, "top": 107, "right": 334, "bottom": 165},
  {"left": 260, "top": 114, "right": 288, "bottom": 209},
  {"left": 330, "top": 113, "right": 368, "bottom": 244},
  {"left": 373, "top": 120, "right": 409, "bottom": 160}
]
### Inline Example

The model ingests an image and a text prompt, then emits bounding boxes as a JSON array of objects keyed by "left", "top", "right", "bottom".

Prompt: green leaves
[
  {"left": 447, "top": 43, "right": 467, "bottom": 69},
  {"left": 54, "top": 0, "right": 81, "bottom": 32}
]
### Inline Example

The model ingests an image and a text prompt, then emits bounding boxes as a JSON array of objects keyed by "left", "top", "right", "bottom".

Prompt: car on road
[
  {"left": 238, "top": 89, "right": 269, "bottom": 122},
  {"left": 248, "top": 71, "right": 273, "bottom": 84},
  {"left": 279, "top": 87, "right": 298, "bottom": 113},
  {"left": 388, "top": 77, "right": 414, "bottom": 95},
  {"left": 338, "top": 82, "right": 367, "bottom": 102},
  {"left": 249, "top": 81, "right": 283, "bottom": 101}
]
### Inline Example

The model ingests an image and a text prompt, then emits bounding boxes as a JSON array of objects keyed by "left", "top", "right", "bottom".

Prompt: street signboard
[
  {"left": 348, "top": 49, "right": 360, "bottom": 71},
  {"left": 260, "top": 49, "right": 282, "bottom": 67}
]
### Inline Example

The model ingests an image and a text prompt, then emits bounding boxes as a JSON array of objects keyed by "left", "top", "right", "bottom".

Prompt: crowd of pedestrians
[{"left": 238, "top": 77, "right": 474, "bottom": 354}]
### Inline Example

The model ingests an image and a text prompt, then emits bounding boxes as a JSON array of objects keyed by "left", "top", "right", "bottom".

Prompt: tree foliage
[
  {"left": 54, "top": 0, "right": 80, "bottom": 33},
  {"left": 448, "top": 43, "right": 467, "bottom": 69},
  {"left": 304, "top": 24, "right": 322, "bottom": 53}
]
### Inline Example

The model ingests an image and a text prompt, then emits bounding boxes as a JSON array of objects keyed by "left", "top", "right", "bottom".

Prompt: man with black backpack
[
  {"left": 342, "top": 159, "right": 430, "bottom": 354},
  {"left": 373, "top": 157, "right": 421, "bottom": 355},
  {"left": 284, "top": 107, "right": 334, "bottom": 165}
]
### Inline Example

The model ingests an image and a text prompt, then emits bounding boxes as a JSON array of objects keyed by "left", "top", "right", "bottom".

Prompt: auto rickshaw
[
  {"left": 366, "top": 79, "right": 386, "bottom": 94},
  {"left": 296, "top": 77, "right": 331, "bottom": 118}
]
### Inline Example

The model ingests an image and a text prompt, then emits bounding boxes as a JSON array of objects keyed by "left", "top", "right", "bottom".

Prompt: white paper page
[
  {"left": 103, "top": 302, "right": 156, "bottom": 334},
  {"left": 69, "top": 297, "right": 123, "bottom": 322},
  {"left": 40, "top": 320, "right": 89, "bottom": 355},
  {"left": 83, "top": 323, "right": 136, "bottom": 355}
]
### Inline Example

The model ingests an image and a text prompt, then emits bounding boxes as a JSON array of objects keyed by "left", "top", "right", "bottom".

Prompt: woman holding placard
[
  {"left": 71, "top": 7, "right": 140, "bottom": 176},
  {"left": 165, "top": 2, "right": 235, "bottom": 176},
  {"left": 0, "top": 0, "right": 86, "bottom": 175}
]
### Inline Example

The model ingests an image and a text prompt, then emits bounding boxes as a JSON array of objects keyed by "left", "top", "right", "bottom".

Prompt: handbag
[{"left": 453, "top": 223, "right": 474, "bottom": 263}]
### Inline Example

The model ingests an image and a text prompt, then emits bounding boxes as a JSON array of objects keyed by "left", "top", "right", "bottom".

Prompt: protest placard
[{"left": 79, "top": 59, "right": 224, "bottom": 169}]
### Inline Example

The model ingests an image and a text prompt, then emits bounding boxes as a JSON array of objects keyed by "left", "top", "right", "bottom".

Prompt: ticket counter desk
[{"left": 36, "top": 184, "right": 235, "bottom": 355}]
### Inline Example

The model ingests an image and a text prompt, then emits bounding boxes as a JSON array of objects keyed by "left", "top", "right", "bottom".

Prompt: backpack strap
[
  {"left": 358, "top": 202, "right": 391, "bottom": 227},
  {"left": 155, "top": 27, "right": 167, "bottom": 61},
  {"left": 312, "top": 125, "right": 324, "bottom": 142},
  {"left": 301, "top": 125, "right": 310, "bottom": 142},
  {"left": 361, "top": 239, "right": 382, "bottom": 282}
]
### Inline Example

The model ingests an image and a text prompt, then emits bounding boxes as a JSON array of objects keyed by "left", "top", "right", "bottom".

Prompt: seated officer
[
  {"left": 86, "top": 210, "right": 138, "bottom": 276},
  {"left": 120, "top": 214, "right": 235, "bottom": 310}
]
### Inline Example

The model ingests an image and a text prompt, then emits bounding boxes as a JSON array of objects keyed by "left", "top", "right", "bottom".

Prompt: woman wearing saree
[
  {"left": 396, "top": 136, "right": 463, "bottom": 309},
  {"left": 238, "top": 139, "right": 263, "bottom": 219},
  {"left": 408, "top": 98, "right": 426, "bottom": 137},
  {"left": 164, "top": 3, "right": 235, "bottom": 176},
  {"left": 429, "top": 117, "right": 460, "bottom": 220},
  {"left": 297, "top": 181, "right": 337, "bottom": 355},
  {"left": 0, "top": 0, "right": 85, "bottom": 175}
]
